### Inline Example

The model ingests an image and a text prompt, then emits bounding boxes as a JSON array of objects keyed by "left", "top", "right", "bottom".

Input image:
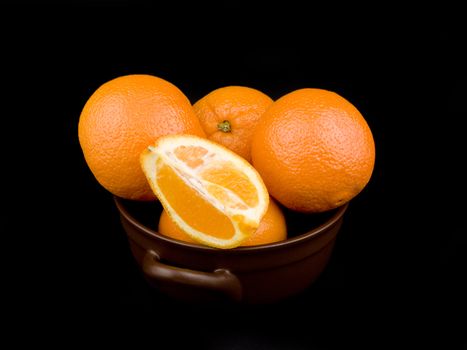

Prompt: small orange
[
  {"left": 193, "top": 86, "right": 273, "bottom": 162},
  {"left": 78, "top": 74, "right": 205, "bottom": 200},
  {"left": 158, "top": 197, "right": 287, "bottom": 246},
  {"left": 251, "top": 88, "right": 375, "bottom": 213},
  {"left": 140, "top": 134, "right": 270, "bottom": 249}
]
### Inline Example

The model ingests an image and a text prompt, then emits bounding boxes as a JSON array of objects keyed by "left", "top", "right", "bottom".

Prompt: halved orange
[{"left": 140, "top": 134, "right": 269, "bottom": 249}]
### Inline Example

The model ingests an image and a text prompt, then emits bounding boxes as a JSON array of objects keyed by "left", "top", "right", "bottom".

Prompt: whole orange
[
  {"left": 251, "top": 88, "right": 375, "bottom": 213},
  {"left": 158, "top": 197, "right": 287, "bottom": 247},
  {"left": 78, "top": 74, "right": 205, "bottom": 200},
  {"left": 193, "top": 86, "right": 273, "bottom": 162}
]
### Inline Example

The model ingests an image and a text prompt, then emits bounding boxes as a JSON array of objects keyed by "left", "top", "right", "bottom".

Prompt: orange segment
[
  {"left": 158, "top": 196, "right": 287, "bottom": 247},
  {"left": 156, "top": 162, "right": 235, "bottom": 239},
  {"left": 140, "top": 134, "right": 269, "bottom": 249},
  {"left": 173, "top": 145, "right": 209, "bottom": 169},
  {"left": 200, "top": 165, "right": 259, "bottom": 207}
]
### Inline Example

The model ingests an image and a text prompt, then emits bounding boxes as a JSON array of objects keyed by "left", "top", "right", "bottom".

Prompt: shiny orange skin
[
  {"left": 251, "top": 88, "right": 375, "bottom": 213},
  {"left": 158, "top": 197, "right": 287, "bottom": 246},
  {"left": 78, "top": 74, "right": 205, "bottom": 200},
  {"left": 193, "top": 86, "right": 273, "bottom": 162}
]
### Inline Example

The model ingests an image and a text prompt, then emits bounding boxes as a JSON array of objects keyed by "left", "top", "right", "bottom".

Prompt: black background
[{"left": 3, "top": 1, "right": 466, "bottom": 348}]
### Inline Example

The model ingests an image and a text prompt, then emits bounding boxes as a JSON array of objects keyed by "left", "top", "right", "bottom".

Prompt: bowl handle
[{"left": 142, "top": 250, "right": 242, "bottom": 301}]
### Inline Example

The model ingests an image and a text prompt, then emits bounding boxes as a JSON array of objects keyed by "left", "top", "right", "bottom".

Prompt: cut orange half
[{"left": 140, "top": 134, "right": 269, "bottom": 249}]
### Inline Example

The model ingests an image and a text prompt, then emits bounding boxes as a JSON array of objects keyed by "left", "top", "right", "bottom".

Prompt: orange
[
  {"left": 251, "top": 88, "right": 375, "bottom": 213},
  {"left": 158, "top": 197, "right": 286, "bottom": 247},
  {"left": 78, "top": 74, "right": 205, "bottom": 200},
  {"left": 193, "top": 86, "right": 273, "bottom": 162},
  {"left": 140, "top": 134, "right": 269, "bottom": 249}
]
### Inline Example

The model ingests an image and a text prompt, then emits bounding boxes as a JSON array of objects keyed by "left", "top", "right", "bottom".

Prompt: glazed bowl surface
[{"left": 114, "top": 196, "right": 348, "bottom": 303}]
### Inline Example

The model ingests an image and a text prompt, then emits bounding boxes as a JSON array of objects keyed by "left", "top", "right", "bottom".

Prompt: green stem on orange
[{"left": 217, "top": 120, "right": 232, "bottom": 133}]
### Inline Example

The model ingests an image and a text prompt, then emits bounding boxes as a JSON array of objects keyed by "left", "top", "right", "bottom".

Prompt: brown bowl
[{"left": 114, "top": 196, "right": 348, "bottom": 304}]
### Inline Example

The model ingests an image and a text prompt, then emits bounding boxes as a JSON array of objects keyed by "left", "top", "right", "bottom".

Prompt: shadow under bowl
[{"left": 114, "top": 196, "right": 348, "bottom": 304}]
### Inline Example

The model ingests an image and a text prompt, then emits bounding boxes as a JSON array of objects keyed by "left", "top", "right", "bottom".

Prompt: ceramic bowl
[{"left": 114, "top": 196, "right": 348, "bottom": 304}]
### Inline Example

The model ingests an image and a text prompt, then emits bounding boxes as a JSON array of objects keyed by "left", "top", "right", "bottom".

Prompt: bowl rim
[{"left": 114, "top": 196, "right": 348, "bottom": 253}]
